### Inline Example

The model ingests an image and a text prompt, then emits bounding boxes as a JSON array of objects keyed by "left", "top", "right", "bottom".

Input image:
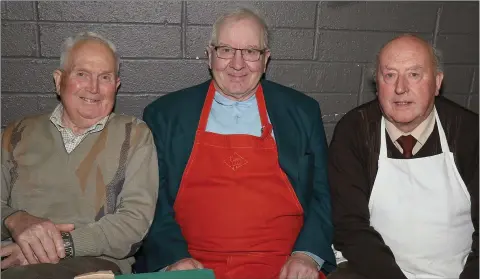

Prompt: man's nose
[
  {"left": 395, "top": 75, "right": 407, "bottom": 94},
  {"left": 89, "top": 77, "right": 99, "bottom": 94},
  {"left": 230, "top": 49, "right": 245, "bottom": 70}
]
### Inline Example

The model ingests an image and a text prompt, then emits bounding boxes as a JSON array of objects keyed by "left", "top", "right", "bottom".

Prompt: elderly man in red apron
[
  {"left": 135, "top": 8, "right": 336, "bottom": 279},
  {"left": 329, "top": 34, "right": 478, "bottom": 279}
]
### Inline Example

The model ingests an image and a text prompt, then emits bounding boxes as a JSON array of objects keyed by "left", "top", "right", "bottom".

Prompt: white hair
[
  {"left": 209, "top": 8, "right": 269, "bottom": 49},
  {"left": 59, "top": 31, "right": 120, "bottom": 75}
]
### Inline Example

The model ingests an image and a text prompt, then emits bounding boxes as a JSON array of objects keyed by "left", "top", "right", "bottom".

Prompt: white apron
[{"left": 368, "top": 109, "right": 474, "bottom": 279}]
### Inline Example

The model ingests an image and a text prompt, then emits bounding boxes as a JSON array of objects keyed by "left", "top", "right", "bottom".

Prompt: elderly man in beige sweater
[{"left": 0, "top": 32, "right": 158, "bottom": 279}]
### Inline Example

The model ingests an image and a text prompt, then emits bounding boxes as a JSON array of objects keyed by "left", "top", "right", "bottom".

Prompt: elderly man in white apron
[{"left": 328, "top": 34, "right": 478, "bottom": 279}]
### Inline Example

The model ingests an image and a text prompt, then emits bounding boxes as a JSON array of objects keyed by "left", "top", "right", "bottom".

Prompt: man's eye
[
  {"left": 221, "top": 47, "right": 233, "bottom": 53},
  {"left": 76, "top": 72, "right": 85, "bottom": 77},
  {"left": 102, "top": 75, "right": 112, "bottom": 81},
  {"left": 385, "top": 73, "right": 395, "bottom": 78},
  {"left": 245, "top": 49, "right": 255, "bottom": 54}
]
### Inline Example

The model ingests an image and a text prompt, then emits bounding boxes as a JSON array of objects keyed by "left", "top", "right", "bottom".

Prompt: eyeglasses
[{"left": 212, "top": 45, "right": 267, "bottom": 62}]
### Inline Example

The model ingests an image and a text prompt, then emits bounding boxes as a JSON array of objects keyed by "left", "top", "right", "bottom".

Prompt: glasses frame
[{"left": 212, "top": 45, "right": 267, "bottom": 62}]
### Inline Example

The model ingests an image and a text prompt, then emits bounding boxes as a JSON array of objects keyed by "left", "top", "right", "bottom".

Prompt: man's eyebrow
[
  {"left": 71, "top": 67, "right": 115, "bottom": 75},
  {"left": 216, "top": 44, "right": 261, "bottom": 49},
  {"left": 382, "top": 65, "right": 424, "bottom": 71},
  {"left": 382, "top": 66, "right": 398, "bottom": 71},
  {"left": 407, "top": 65, "right": 424, "bottom": 71}
]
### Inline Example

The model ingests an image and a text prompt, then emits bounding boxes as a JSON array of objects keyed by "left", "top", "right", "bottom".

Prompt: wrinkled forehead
[
  {"left": 217, "top": 17, "right": 264, "bottom": 46},
  {"left": 379, "top": 37, "right": 434, "bottom": 68},
  {"left": 67, "top": 40, "right": 117, "bottom": 68}
]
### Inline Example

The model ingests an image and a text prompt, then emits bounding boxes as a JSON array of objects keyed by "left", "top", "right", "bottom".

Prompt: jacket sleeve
[
  {"left": 293, "top": 103, "right": 336, "bottom": 273},
  {"left": 138, "top": 105, "right": 191, "bottom": 272},
  {"left": 70, "top": 122, "right": 159, "bottom": 259},
  {"left": 328, "top": 115, "right": 407, "bottom": 279},
  {"left": 1, "top": 124, "right": 22, "bottom": 240}
]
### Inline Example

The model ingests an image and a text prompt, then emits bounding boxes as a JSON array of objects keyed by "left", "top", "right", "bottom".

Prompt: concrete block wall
[{"left": 2, "top": 1, "right": 478, "bottom": 142}]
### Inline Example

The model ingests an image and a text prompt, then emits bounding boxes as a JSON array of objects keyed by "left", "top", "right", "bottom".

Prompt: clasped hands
[
  {"left": 1, "top": 211, "right": 74, "bottom": 269},
  {"left": 166, "top": 253, "right": 319, "bottom": 279}
]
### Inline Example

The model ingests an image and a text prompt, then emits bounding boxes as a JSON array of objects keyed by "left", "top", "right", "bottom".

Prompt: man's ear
[
  {"left": 435, "top": 72, "right": 444, "bottom": 96},
  {"left": 206, "top": 46, "right": 213, "bottom": 69},
  {"left": 263, "top": 49, "right": 271, "bottom": 72},
  {"left": 53, "top": 70, "right": 63, "bottom": 96},
  {"left": 115, "top": 77, "right": 121, "bottom": 91}
]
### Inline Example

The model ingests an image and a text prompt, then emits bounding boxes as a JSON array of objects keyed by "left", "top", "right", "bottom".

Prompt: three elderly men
[{"left": 1, "top": 7, "right": 477, "bottom": 279}]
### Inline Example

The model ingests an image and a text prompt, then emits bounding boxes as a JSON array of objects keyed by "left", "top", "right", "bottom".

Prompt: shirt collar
[
  {"left": 213, "top": 91, "right": 257, "bottom": 108},
  {"left": 385, "top": 107, "right": 436, "bottom": 145},
  {"left": 49, "top": 103, "right": 110, "bottom": 135}
]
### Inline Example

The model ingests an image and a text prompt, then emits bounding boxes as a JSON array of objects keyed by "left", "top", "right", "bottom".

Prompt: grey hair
[
  {"left": 59, "top": 31, "right": 120, "bottom": 75},
  {"left": 209, "top": 8, "right": 270, "bottom": 49},
  {"left": 372, "top": 34, "right": 444, "bottom": 80}
]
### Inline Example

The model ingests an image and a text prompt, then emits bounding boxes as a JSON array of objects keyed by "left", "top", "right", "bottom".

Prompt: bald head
[{"left": 377, "top": 34, "right": 443, "bottom": 76}]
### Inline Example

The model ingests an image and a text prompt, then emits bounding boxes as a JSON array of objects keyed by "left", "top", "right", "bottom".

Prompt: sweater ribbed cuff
[{"left": 70, "top": 227, "right": 100, "bottom": 257}]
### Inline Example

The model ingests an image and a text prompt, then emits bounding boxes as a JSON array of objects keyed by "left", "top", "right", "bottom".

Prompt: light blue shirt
[
  {"left": 205, "top": 91, "right": 325, "bottom": 270},
  {"left": 205, "top": 91, "right": 263, "bottom": 136}
]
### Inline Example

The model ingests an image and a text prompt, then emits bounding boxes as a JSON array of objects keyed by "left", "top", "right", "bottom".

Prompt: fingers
[
  {"left": 17, "top": 242, "right": 38, "bottom": 265},
  {"left": 192, "top": 259, "right": 204, "bottom": 269},
  {"left": 279, "top": 257, "right": 319, "bottom": 279},
  {"left": 40, "top": 231, "right": 60, "bottom": 263},
  {"left": 173, "top": 261, "right": 194, "bottom": 271},
  {"left": 55, "top": 223, "right": 74, "bottom": 232},
  {"left": 12, "top": 217, "right": 69, "bottom": 264},
  {"left": 49, "top": 228, "right": 66, "bottom": 259},
  {"left": 0, "top": 244, "right": 29, "bottom": 269},
  {"left": 1, "top": 255, "right": 18, "bottom": 269},
  {"left": 0, "top": 244, "right": 15, "bottom": 257},
  {"left": 278, "top": 265, "right": 288, "bottom": 279},
  {"left": 168, "top": 258, "right": 202, "bottom": 271},
  {"left": 25, "top": 234, "right": 52, "bottom": 264}
]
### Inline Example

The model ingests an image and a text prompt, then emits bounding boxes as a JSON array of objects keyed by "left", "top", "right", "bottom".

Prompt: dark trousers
[
  {"left": 327, "top": 262, "right": 367, "bottom": 279},
  {"left": 1, "top": 257, "right": 121, "bottom": 279}
]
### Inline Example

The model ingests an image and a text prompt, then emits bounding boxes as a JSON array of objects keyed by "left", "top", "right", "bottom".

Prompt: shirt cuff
[{"left": 292, "top": 251, "right": 324, "bottom": 270}]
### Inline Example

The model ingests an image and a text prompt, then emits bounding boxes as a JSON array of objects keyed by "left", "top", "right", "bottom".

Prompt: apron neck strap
[
  {"left": 433, "top": 108, "right": 450, "bottom": 153},
  {"left": 255, "top": 83, "right": 270, "bottom": 129},
  {"left": 197, "top": 81, "right": 217, "bottom": 131},
  {"left": 380, "top": 117, "right": 388, "bottom": 158},
  {"left": 379, "top": 107, "right": 449, "bottom": 158}
]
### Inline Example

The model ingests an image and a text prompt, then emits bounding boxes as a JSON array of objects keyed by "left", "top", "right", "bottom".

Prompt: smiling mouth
[
  {"left": 228, "top": 73, "right": 247, "bottom": 78},
  {"left": 80, "top": 97, "right": 100, "bottom": 103},
  {"left": 394, "top": 101, "right": 412, "bottom": 105}
]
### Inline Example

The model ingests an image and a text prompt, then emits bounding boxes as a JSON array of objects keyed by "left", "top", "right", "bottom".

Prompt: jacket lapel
[
  {"left": 174, "top": 81, "right": 210, "bottom": 168},
  {"left": 262, "top": 81, "right": 299, "bottom": 183}
]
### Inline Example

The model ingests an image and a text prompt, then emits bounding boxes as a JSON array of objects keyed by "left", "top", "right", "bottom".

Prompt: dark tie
[{"left": 397, "top": 135, "right": 417, "bottom": 159}]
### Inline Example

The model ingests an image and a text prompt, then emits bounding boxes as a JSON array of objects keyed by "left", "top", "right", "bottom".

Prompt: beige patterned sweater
[{"left": 1, "top": 113, "right": 159, "bottom": 274}]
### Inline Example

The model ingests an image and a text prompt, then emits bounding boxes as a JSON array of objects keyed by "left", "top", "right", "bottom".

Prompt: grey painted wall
[{"left": 2, "top": 1, "right": 478, "bottom": 142}]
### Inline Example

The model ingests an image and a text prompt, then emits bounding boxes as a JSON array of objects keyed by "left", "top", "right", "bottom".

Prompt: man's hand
[
  {"left": 1, "top": 242, "right": 28, "bottom": 269},
  {"left": 4, "top": 211, "right": 74, "bottom": 264},
  {"left": 166, "top": 258, "right": 204, "bottom": 271},
  {"left": 279, "top": 253, "right": 319, "bottom": 279}
]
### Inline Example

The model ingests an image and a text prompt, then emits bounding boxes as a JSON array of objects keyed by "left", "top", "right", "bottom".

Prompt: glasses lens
[
  {"left": 216, "top": 47, "right": 234, "bottom": 59},
  {"left": 215, "top": 46, "right": 262, "bottom": 61},
  {"left": 242, "top": 49, "right": 260, "bottom": 61}
]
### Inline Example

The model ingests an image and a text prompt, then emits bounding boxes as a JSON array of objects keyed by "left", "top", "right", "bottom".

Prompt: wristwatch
[{"left": 61, "top": 232, "right": 75, "bottom": 259}]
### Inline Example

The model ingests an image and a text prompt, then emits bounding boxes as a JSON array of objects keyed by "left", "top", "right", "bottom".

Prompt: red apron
[{"left": 173, "top": 81, "right": 308, "bottom": 279}]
